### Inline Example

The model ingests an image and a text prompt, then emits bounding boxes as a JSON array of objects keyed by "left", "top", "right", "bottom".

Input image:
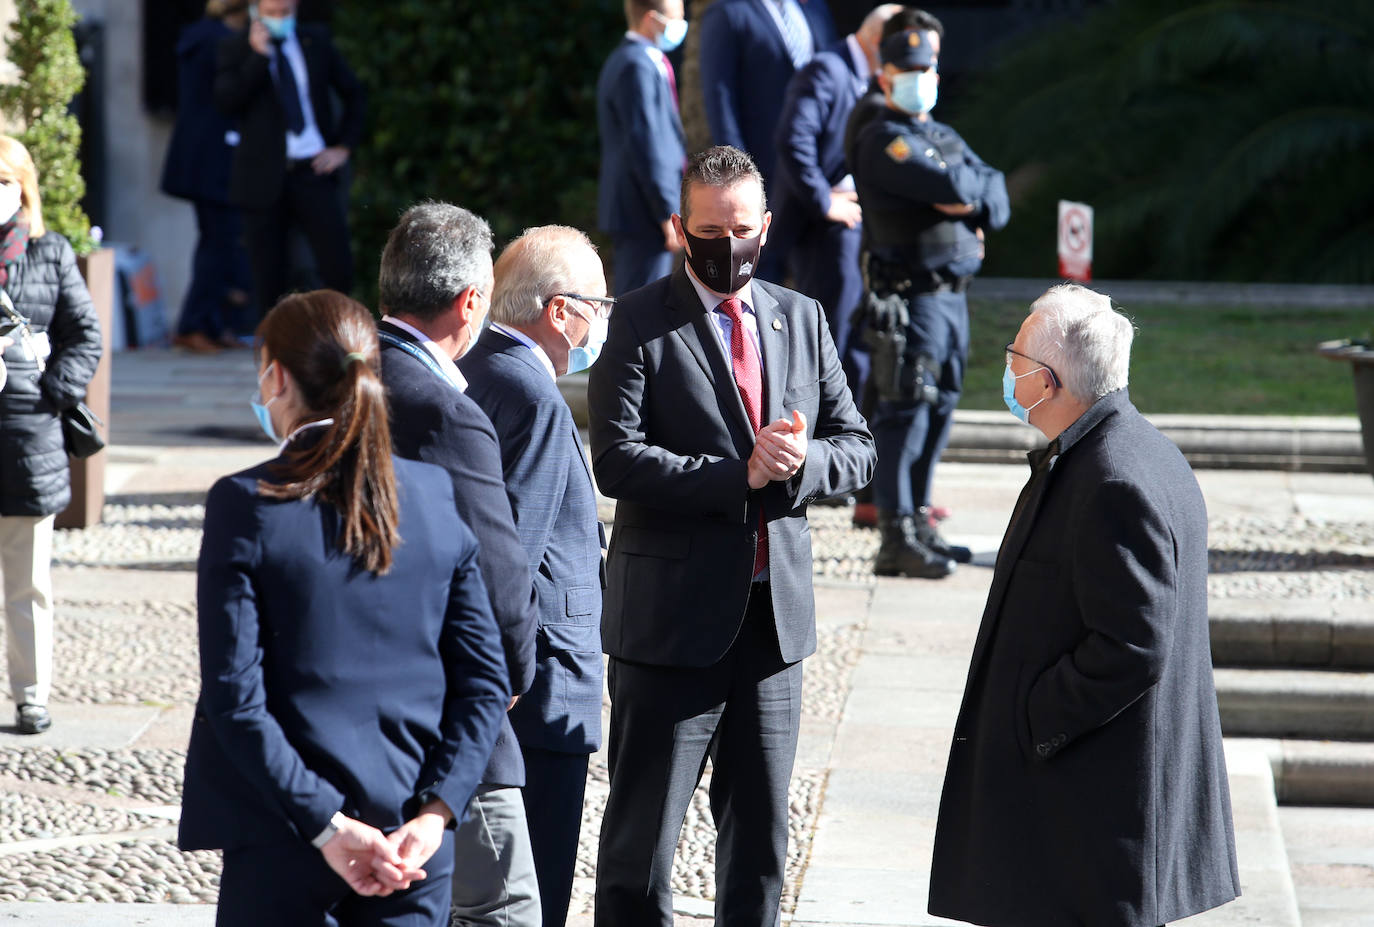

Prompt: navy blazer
[
  {"left": 214, "top": 24, "right": 366, "bottom": 210},
  {"left": 588, "top": 267, "right": 874, "bottom": 668},
  {"left": 699, "top": 0, "right": 838, "bottom": 190},
  {"left": 161, "top": 17, "right": 238, "bottom": 204},
  {"left": 379, "top": 321, "right": 539, "bottom": 789},
  {"left": 596, "top": 36, "right": 686, "bottom": 240},
  {"left": 460, "top": 329, "right": 606, "bottom": 754},
  {"left": 772, "top": 43, "right": 864, "bottom": 221},
  {"left": 179, "top": 451, "right": 509, "bottom": 852},
  {"left": 930, "top": 390, "right": 1239, "bottom": 926}
]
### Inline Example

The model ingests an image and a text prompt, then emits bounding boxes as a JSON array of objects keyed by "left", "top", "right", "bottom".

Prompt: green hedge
[{"left": 336, "top": 1, "right": 623, "bottom": 306}]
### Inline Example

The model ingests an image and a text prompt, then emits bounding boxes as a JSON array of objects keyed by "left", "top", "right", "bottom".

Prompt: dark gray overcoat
[{"left": 929, "top": 389, "right": 1240, "bottom": 927}]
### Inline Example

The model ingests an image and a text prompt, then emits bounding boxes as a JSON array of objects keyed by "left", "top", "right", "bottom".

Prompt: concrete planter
[
  {"left": 1318, "top": 339, "right": 1374, "bottom": 482},
  {"left": 55, "top": 247, "right": 115, "bottom": 530}
]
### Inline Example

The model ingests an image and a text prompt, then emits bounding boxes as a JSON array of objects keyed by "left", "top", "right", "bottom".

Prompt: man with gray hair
[
  {"left": 458, "top": 226, "right": 610, "bottom": 927},
  {"left": 928, "top": 284, "right": 1239, "bottom": 927},
  {"left": 377, "top": 202, "right": 542, "bottom": 926}
]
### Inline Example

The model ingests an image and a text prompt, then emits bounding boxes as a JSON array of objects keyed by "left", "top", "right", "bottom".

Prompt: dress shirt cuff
[{"left": 310, "top": 810, "right": 346, "bottom": 849}]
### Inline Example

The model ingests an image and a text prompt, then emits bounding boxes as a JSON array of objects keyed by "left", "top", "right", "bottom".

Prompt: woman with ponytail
[{"left": 179, "top": 290, "right": 510, "bottom": 926}]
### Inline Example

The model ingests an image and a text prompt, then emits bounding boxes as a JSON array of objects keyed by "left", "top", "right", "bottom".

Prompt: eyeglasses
[
  {"left": 545, "top": 293, "right": 616, "bottom": 320},
  {"left": 1004, "top": 341, "right": 1062, "bottom": 388}
]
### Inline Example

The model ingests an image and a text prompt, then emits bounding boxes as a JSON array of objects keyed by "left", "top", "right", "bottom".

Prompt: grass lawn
[{"left": 961, "top": 299, "right": 1374, "bottom": 416}]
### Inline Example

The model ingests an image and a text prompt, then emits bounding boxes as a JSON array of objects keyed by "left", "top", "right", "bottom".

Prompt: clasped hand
[
  {"left": 319, "top": 800, "right": 452, "bottom": 897},
  {"left": 748, "top": 410, "right": 808, "bottom": 490}
]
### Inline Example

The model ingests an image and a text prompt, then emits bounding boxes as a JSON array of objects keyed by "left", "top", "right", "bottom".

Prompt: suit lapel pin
[{"left": 772, "top": 319, "right": 782, "bottom": 331}]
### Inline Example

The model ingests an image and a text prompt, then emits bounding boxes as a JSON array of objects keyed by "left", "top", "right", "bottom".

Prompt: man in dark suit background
[
  {"left": 588, "top": 146, "right": 874, "bottom": 927},
  {"left": 596, "top": 0, "right": 688, "bottom": 296},
  {"left": 214, "top": 0, "right": 364, "bottom": 318},
  {"left": 459, "top": 225, "right": 611, "bottom": 927},
  {"left": 929, "top": 284, "right": 1239, "bottom": 927},
  {"left": 699, "top": 0, "right": 838, "bottom": 282},
  {"left": 771, "top": 2, "right": 902, "bottom": 394},
  {"left": 376, "top": 203, "right": 542, "bottom": 926}
]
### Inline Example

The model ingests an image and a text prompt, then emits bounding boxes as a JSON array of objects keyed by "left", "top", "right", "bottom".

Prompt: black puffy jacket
[{"left": 0, "top": 232, "right": 102, "bottom": 517}]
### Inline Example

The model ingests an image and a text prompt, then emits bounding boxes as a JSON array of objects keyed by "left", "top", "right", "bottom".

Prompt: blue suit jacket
[
  {"left": 459, "top": 329, "right": 606, "bottom": 754},
  {"left": 596, "top": 36, "right": 686, "bottom": 240},
  {"left": 379, "top": 321, "right": 539, "bottom": 788},
  {"left": 699, "top": 0, "right": 838, "bottom": 190},
  {"left": 179, "top": 451, "right": 509, "bottom": 851},
  {"left": 161, "top": 17, "right": 237, "bottom": 204},
  {"left": 773, "top": 42, "right": 864, "bottom": 222}
]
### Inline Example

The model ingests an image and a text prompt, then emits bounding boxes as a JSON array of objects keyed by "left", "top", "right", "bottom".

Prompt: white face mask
[{"left": 0, "top": 183, "right": 23, "bottom": 225}]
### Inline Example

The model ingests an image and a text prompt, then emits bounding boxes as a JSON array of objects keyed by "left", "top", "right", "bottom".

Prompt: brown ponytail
[{"left": 255, "top": 290, "right": 401, "bottom": 574}]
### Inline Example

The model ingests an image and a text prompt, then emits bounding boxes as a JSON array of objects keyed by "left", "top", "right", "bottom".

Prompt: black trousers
[
  {"left": 521, "top": 746, "right": 591, "bottom": 927},
  {"left": 243, "top": 165, "right": 353, "bottom": 319},
  {"left": 216, "top": 830, "right": 454, "bottom": 927},
  {"left": 594, "top": 590, "right": 803, "bottom": 927}
]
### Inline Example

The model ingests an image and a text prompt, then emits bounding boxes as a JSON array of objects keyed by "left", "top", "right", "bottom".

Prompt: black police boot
[
  {"left": 915, "top": 506, "right": 972, "bottom": 564},
  {"left": 873, "top": 512, "right": 956, "bottom": 579}
]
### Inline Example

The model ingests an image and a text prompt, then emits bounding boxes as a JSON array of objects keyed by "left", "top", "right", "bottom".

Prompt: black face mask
[{"left": 683, "top": 230, "right": 764, "bottom": 294}]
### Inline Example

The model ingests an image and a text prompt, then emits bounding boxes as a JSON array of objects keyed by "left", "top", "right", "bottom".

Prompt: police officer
[{"left": 850, "top": 22, "right": 1009, "bottom": 578}]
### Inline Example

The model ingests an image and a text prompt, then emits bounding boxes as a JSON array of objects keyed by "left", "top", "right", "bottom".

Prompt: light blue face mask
[
  {"left": 257, "top": 11, "right": 296, "bottom": 40},
  {"left": 891, "top": 68, "right": 938, "bottom": 115},
  {"left": 1003, "top": 363, "right": 1049, "bottom": 424},
  {"left": 654, "top": 14, "right": 688, "bottom": 52},
  {"left": 251, "top": 363, "right": 280, "bottom": 442},
  {"left": 566, "top": 307, "right": 609, "bottom": 375}
]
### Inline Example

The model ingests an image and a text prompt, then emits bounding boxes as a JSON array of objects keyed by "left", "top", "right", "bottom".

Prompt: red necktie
[
  {"left": 662, "top": 54, "right": 680, "bottom": 113},
  {"left": 719, "top": 297, "right": 767, "bottom": 575}
]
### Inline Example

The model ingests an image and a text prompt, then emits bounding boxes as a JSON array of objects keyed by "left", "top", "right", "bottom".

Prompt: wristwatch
[{"left": 311, "top": 810, "right": 346, "bottom": 849}]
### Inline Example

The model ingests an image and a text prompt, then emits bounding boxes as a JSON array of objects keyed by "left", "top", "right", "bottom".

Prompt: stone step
[
  {"left": 1258, "top": 738, "right": 1374, "bottom": 807},
  {"left": 1210, "top": 598, "right": 1374, "bottom": 669},
  {"left": 1215, "top": 667, "right": 1374, "bottom": 740}
]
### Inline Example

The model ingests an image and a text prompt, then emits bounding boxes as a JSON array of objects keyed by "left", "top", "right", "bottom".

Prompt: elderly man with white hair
[{"left": 928, "top": 284, "right": 1240, "bottom": 927}]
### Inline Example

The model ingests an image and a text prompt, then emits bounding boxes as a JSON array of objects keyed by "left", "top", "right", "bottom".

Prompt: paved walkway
[{"left": 0, "top": 347, "right": 1370, "bottom": 924}]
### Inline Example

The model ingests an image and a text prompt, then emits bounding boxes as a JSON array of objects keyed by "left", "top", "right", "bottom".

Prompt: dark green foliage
[
  {"left": 962, "top": 297, "right": 1369, "bottom": 414},
  {"left": 335, "top": 1, "right": 623, "bottom": 306},
  {"left": 957, "top": 0, "right": 1374, "bottom": 283},
  {"left": 0, "top": 0, "right": 95, "bottom": 254}
]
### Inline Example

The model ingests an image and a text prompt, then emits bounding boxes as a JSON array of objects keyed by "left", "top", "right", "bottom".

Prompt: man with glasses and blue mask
[
  {"left": 596, "top": 0, "right": 688, "bottom": 296},
  {"left": 849, "top": 19, "right": 1009, "bottom": 578},
  {"left": 928, "top": 284, "right": 1239, "bottom": 927},
  {"left": 458, "top": 226, "right": 611, "bottom": 927}
]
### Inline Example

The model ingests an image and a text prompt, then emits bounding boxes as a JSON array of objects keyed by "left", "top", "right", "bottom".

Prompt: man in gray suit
[
  {"left": 458, "top": 226, "right": 610, "bottom": 927},
  {"left": 929, "top": 284, "right": 1240, "bottom": 927},
  {"left": 588, "top": 145, "right": 875, "bottom": 927}
]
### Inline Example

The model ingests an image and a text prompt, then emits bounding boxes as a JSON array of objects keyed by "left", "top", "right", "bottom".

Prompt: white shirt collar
[
  {"left": 381, "top": 315, "right": 468, "bottom": 392},
  {"left": 490, "top": 323, "right": 557, "bottom": 381},
  {"left": 686, "top": 263, "right": 755, "bottom": 315},
  {"left": 845, "top": 33, "right": 872, "bottom": 81},
  {"left": 279, "top": 418, "right": 334, "bottom": 452}
]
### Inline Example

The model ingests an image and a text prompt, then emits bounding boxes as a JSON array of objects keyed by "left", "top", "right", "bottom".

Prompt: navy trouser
[
  {"left": 595, "top": 591, "right": 802, "bottom": 927},
  {"left": 789, "top": 219, "right": 866, "bottom": 401},
  {"left": 521, "top": 746, "right": 590, "bottom": 927},
  {"left": 612, "top": 234, "right": 675, "bottom": 297},
  {"left": 869, "top": 288, "right": 968, "bottom": 515},
  {"left": 216, "top": 830, "right": 455, "bottom": 927},
  {"left": 178, "top": 200, "right": 253, "bottom": 338}
]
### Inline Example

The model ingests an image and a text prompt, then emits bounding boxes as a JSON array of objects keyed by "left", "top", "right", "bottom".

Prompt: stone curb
[
  {"left": 1210, "top": 599, "right": 1374, "bottom": 669},
  {"left": 1214, "top": 667, "right": 1374, "bottom": 740},
  {"left": 1232, "top": 737, "right": 1374, "bottom": 807},
  {"left": 972, "top": 277, "right": 1374, "bottom": 308}
]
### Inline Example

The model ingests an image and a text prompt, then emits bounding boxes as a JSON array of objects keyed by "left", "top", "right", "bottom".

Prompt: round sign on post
[{"left": 1057, "top": 200, "right": 1093, "bottom": 281}]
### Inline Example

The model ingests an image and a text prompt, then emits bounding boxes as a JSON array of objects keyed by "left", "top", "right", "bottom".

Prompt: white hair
[
  {"left": 1024, "top": 284, "right": 1134, "bottom": 404},
  {"left": 490, "top": 226, "right": 600, "bottom": 326}
]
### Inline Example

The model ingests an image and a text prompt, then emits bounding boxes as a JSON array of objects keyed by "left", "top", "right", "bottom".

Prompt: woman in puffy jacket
[{"left": 0, "top": 134, "right": 102, "bottom": 735}]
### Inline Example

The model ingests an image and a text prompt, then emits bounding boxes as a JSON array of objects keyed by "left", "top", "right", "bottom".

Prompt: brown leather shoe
[{"left": 173, "top": 332, "right": 221, "bottom": 354}]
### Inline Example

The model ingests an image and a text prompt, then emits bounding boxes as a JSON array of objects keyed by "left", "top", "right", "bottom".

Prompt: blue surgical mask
[
  {"left": 891, "top": 68, "right": 938, "bottom": 115},
  {"left": 566, "top": 308, "right": 609, "bottom": 375},
  {"left": 1002, "top": 363, "right": 1048, "bottom": 425},
  {"left": 654, "top": 15, "right": 689, "bottom": 53},
  {"left": 250, "top": 363, "right": 280, "bottom": 442},
  {"left": 258, "top": 12, "right": 296, "bottom": 40}
]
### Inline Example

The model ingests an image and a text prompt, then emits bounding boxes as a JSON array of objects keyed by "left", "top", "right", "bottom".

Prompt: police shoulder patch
[{"left": 885, "top": 135, "right": 913, "bottom": 163}]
